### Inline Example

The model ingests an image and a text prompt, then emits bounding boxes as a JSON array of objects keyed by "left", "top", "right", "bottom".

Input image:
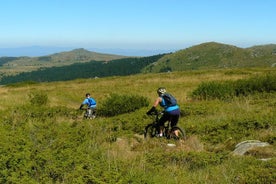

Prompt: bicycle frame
[{"left": 144, "top": 111, "right": 186, "bottom": 140}]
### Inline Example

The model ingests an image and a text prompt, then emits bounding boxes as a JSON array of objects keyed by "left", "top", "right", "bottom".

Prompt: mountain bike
[
  {"left": 82, "top": 108, "right": 96, "bottom": 119},
  {"left": 144, "top": 111, "right": 186, "bottom": 140}
]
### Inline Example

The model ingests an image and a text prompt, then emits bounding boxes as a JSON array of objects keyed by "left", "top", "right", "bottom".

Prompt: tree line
[{"left": 0, "top": 54, "right": 165, "bottom": 84}]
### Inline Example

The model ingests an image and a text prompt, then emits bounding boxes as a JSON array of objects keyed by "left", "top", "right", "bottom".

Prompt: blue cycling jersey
[
  {"left": 159, "top": 98, "right": 179, "bottom": 112},
  {"left": 82, "top": 97, "right": 96, "bottom": 108}
]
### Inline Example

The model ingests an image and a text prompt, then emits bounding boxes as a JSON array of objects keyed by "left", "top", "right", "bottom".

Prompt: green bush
[
  {"left": 145, "top": 151, "right": 225, "bottom": 170},
  {"left": 98, "top": 93, "right": 149, "bottom": 116},
  {"left": 228, "top": 157, "right": 276, "bottom": 184},
  {"left": 28, "top": 91, "right": 48, "bottom": 106},
  {"left": 190, "top": 117, "right": 273, "bottom": 146},
  {"left": 235, "top": 73, "right": 276, "bottom": 96},
  {"left": 191, "top": 81, "right": 235, "bottom": 100},
  {"left": 191, "top": 73, "right": 276, "bottom": 100}
]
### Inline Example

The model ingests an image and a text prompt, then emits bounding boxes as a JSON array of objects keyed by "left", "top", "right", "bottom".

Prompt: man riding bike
[
  {"left": 79, "top": 93, "right": 97, "bottom": 119},
  {"left": 147, "top": 87, "right": 180, "bottom": 137}
]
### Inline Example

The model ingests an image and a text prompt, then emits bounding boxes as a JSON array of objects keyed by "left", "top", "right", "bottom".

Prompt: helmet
[
  {"left": 157, "top": 87, "right": 166, "bottom": 95},
  {"left": 85, "top": 93, "right": 91, "bottom": 97}
]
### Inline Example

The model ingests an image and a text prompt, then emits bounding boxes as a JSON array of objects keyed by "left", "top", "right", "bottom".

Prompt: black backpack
[{"left": 162, "top": 93, "right": 177, "bottom": 107}]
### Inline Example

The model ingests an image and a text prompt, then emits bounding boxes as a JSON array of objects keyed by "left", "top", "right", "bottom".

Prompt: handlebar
[{"left": 147, "top": 111, "right": 163, "bottom": 116}]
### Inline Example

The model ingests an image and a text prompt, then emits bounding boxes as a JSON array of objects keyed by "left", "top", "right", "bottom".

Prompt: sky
[{"left": 0, "top": 0, "right": 276, "bottom": 54}]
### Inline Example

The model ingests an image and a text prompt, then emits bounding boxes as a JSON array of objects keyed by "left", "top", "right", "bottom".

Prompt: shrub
[
  {"left": 145, "top": 151, "right": 225, "bottom": 170},
  {"left": 98, "top": 93, "right": 149, "bottom": 116},
  {"left": 191, "top": 81, "right": 235, "bottom": 100},
  {"left": 28, "top": 91, "right": 48, "bottom": 106},
  {"left": 229, "top": 157, "right": 276, "bottom": 184},
  {"left": 235, "top": 73, "right": 276, "bottom": 96},
  {"left": 191, "top": 73, "right": 276, "bottom": 100}
]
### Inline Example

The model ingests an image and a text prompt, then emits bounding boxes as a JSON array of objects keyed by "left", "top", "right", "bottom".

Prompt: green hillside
[
  {"left": 143, "top": 42, "right": 276, "bottom": 72},
  {"left": 0, "top": 48, "right": 127, "bottom": 77},
  {"left": 0, "top": 54, "right": 165, "bottom": 84},
  {"left": 0, "top": 68, "right": 275, "bottom": 183}
]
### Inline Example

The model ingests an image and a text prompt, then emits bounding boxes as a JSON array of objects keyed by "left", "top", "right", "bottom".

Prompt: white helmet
[{"left": 157, "top": 87, "right": 166, "bottom": 95}]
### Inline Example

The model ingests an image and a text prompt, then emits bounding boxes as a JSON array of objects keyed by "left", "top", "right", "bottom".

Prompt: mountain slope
[
  {"left": 49, "top": 48, "right": 128, "bottom": 63},
  {"left": 0, "top": 54, "right": 165, "bottom": 84},
  {"left": 142, "top": 42, "right": 276, "bottom": 73},
  {"left": 0, "top": 48, "right": 128, "bottom": 76}
]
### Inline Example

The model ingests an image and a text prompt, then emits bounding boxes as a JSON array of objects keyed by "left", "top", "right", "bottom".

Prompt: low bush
[
  {"left": 191, "top": 81, "right": 235, "bottom": 100},
  {"left": 235, "top": 73, "right": 276, "bottom": 96},
  {"left": 28, "top": 91, "right": 48, "bottom": 106},
  {"left": 228, "top": 157, "right": 276, "bottom": 184},
  {"left": 145, "top": 150, "right": 225, "bottom": 170},
  {"left": 191, "top": 73, "right": 276, "bottom": 100},
  {"left": 98, "top": 93, "right": 149, "bottom": 116}
]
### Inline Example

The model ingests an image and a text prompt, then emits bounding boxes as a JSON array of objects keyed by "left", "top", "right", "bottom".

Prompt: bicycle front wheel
[
  {"left": 144, "top": 124, "right": 158, "bottom": 139},
  {"left": 170, "top": 126, "right": 186, "bottom": 140}
]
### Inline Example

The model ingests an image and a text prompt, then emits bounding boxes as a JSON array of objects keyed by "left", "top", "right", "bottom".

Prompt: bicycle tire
[
  {"left": 144, "top": 124, "right": 158, "bottom": 139},
  {"left": 170, "top": 126, "right": 186, "bottom": 140},
  {"left": 83, "top": 109, "right": 96, "bottom": 119}
]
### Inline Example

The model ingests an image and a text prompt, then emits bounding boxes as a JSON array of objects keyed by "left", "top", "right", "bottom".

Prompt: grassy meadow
[{"left": 0, "top": 68, "right": 275, "bottom": 183}]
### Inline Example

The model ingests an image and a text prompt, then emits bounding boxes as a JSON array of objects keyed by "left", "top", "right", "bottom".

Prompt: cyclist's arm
[
  {"left": 80, "top": 99, "right": 89, "bottom": 110},
  {"left": 79, "top": 104, "right": 85, "bottom": 110},
  {"left": 147, "top": 97, "right": 162, "bottom": 115},
  {"left": 153, "top": 97, "right": 162, "bottom": 107}
]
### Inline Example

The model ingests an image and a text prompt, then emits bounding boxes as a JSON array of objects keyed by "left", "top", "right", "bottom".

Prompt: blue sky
[{"left": 1, "top": 0, "right": 275, "bottom": 51}]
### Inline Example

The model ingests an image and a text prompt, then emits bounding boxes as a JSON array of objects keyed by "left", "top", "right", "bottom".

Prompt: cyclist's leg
[
  {"left": 171, "top": 114, "right": 179, "bottom": 127},
  {"left": 83, "top": 108, "right": 89, "bottom": 119},
  {"left": 90, "top": 108, "right": 96, "bottom": 119},
  {"left": 92, "top": 108, "right": 96, "bottom": 115},
  {"left": 158, "top": 113, "right": 170, "bottom": 136},
  {"left": 170, "top": 113, "right": 180, "bottom": 136}
]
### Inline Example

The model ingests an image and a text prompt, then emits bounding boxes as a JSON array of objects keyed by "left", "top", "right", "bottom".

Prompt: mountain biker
[
  {"left": 79, "top": 93, "right": 97, "bottom": 118},
  {"left": 146, "top": 87, "right": 180, "bottom": 137}
]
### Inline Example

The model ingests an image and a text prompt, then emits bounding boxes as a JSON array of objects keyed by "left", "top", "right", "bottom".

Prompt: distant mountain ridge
[
  {"left": 49, "top": 48, "right": 128, "bottom": 62},
  {"left": 0, "top": 48, "right": 128, "bottom": 75},
  {"left": 1, "top": 42, "right": 276, "bottom": 84},
  {"left": 0, "top": 48, "right": 127, "bottom": 65},
  {"left": 0, "top": 46, "right": 173, "bottom": 57}
]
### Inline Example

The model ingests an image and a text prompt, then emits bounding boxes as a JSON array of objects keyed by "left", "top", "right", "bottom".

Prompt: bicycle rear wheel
[
  {"left": 144, "top": 124, "right": 158, "bottom": 139},
  {"left": 170, "top": 126, "right": 186, "bottom": 140},
  {"left": 83, "top": 109, "right": 96, "bottom": 119}
]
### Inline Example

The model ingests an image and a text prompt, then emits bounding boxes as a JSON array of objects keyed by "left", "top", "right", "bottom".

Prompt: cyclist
[
  {"left": 79, "top": 93, "right": 97, "bottom": 119},
  {"left": 146, "top": 87, "right": 180, "bottom": 137}
]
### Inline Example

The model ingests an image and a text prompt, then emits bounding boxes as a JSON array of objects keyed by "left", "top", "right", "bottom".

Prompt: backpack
[
  {"left": 162, "top": 93, "right": 177, "bottom": 107},
  {"left": 88, "top": 98, "right": 96, "bottom": 106}
]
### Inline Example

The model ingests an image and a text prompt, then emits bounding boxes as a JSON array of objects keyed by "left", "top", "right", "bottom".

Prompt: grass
[{"left": 0, "top": 67, "right": 275, "bottom": 183}]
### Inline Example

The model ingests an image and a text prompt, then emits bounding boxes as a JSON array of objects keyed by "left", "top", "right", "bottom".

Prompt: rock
[
  {"left": 167, "top": 143, "right": 176, "bottom": 147},
  {"left": 232, "top": 140, "right": 270, "bottom": 156}
]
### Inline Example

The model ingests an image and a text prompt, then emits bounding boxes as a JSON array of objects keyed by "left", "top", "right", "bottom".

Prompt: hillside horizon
[
  {"left": 0, "top": 45, "right": 177, "bottom": 57},
  {"left": 1, "top": 41, "right": 276, "bottom": 85},
  {"left": 1, "top": 42, "right": 276, "bottom": 58}
]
